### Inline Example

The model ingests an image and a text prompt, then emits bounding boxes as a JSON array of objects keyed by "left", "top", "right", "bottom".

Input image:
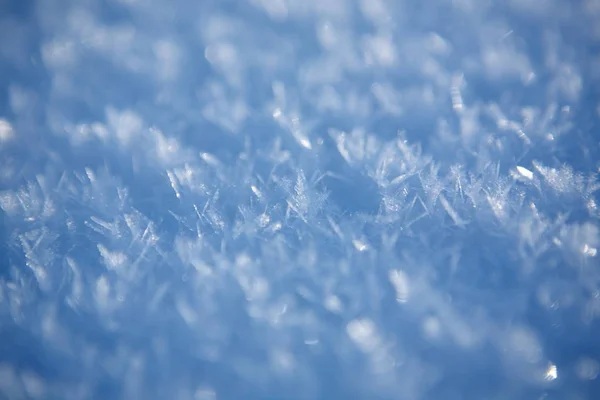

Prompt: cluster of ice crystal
[{"left": 1, "top": 0, "right": 599, "bottom": 398}]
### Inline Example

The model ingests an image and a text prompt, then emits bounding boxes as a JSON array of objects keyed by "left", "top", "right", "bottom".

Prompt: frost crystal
[{"left": 2, "top": 0, "right": 599, "bottom": 399}]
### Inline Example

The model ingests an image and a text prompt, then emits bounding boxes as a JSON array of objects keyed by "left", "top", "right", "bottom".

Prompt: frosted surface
[{"left": 1, "top": 0, "right": 599, "bottom": 398}]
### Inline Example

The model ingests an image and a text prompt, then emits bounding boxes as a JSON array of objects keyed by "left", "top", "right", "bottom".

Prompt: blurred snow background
[{"left": 1, "top": 0, "right": 600, "bottom": 398}]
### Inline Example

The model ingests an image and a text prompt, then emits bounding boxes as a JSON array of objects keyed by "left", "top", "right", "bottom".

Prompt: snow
[
  {"left": 0, "top": 119, "right": 14, "bottom": 142},
  {"left": 1, "top": 0, "right": 600, "bottom": 399}
]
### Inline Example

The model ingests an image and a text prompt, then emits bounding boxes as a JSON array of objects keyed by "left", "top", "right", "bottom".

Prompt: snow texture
[{"left": 1, "top": 0, "right": 600, "bottom": 399}]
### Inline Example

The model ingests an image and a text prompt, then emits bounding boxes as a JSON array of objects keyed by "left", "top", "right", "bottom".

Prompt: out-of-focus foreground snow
[{"left": 1, "top": 0, "right": 600, "bottom": 398}]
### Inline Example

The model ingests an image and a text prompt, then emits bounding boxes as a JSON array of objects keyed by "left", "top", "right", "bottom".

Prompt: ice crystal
[{"left": 1, "top": 0, "right": 599, "bottom": 399}]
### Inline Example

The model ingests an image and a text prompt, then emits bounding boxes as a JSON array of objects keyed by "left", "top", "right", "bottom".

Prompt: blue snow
[{"left": 1, "top": 0, "right": 599, "bottom": 399}]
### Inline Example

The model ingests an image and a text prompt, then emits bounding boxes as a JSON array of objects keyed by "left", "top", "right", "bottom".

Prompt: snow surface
[{"left": 1, "top": 0, "right": 600, "bottom": 398}]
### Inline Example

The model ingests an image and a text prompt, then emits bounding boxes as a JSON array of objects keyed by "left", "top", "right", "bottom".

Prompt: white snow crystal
[
  {"left": 516, "top": 166, "right": 534, "bottom": 180},
  {"left": 0, "top": 119, "right": 15, "bottom": 142}
]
